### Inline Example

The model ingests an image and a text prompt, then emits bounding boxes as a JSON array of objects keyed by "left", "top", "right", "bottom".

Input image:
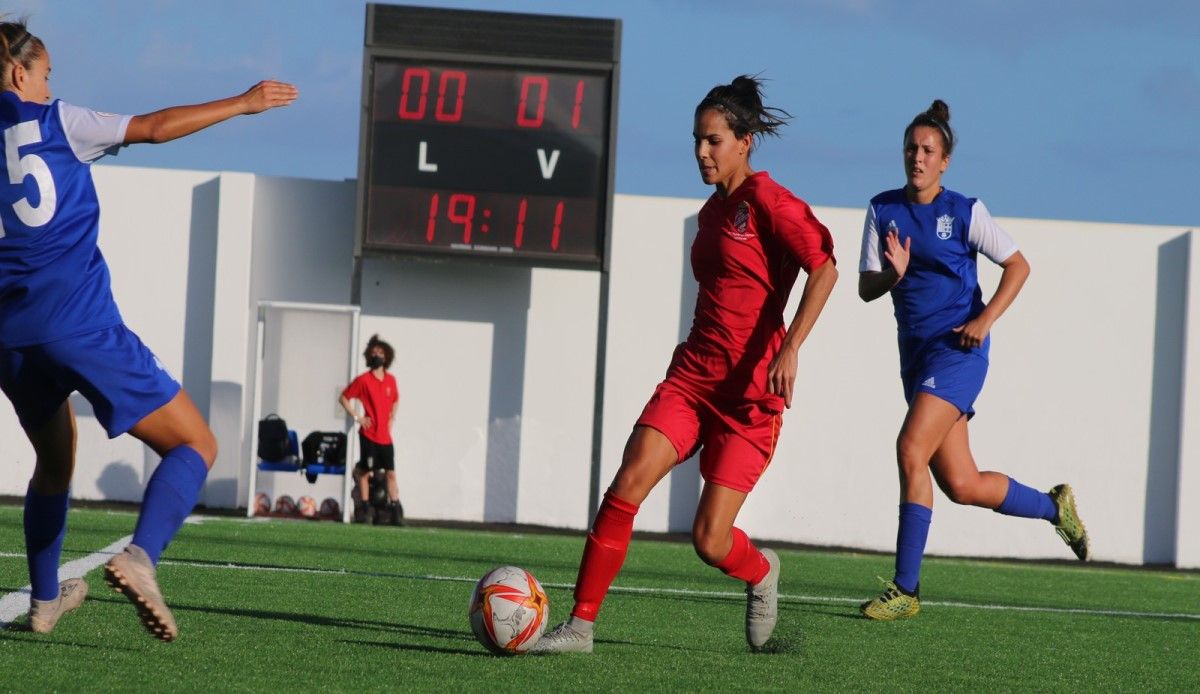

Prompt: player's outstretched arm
[{"left": 124, "top": 80, "right": 298, "bottom": 145}]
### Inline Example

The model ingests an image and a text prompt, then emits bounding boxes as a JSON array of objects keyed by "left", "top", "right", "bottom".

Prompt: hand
[
  {"left": 358, "top": 415, "right": 374, "bottom": 429},
  {"left": 767, "top": 349, "right": 798, "bottom": 409},
  {"left": 883, "top": 229, "right": 911, "bottom": 278},
  {"left": 240, "top": 80, "right": 298, "bottom": 114},
  {"left": 952, "top": 315, "right": 993, "bottom": 350}
]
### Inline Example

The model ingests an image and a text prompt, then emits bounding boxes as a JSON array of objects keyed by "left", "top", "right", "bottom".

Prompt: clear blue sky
[{"left": 14, "top": 0, "right": 1199, "bottom": 226}]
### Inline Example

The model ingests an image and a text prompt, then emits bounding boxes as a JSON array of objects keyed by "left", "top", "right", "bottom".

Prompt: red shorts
[{"left": 635, "top": 379, "right": 782, "bottom": 493}]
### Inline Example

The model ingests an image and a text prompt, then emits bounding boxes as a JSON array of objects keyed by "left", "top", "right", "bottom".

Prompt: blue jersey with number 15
[{"left": 0, "top": 91, "right": 132, "bottom": 348}]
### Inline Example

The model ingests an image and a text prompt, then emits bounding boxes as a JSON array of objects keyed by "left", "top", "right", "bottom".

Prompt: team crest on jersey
[
  {"left": 936, "top": 214, "right": 954, "bottom": 240},
  {"left": 726, "top": 201, "right": 753, "bottom": 241},
  {"left": 886, "top": 220, "right": 899, "bottom": 233}
]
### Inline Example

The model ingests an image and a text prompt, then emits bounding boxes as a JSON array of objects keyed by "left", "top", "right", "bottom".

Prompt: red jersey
[
  {"left": 342, "top": 370, "right": 399, "bottom": 444},
  {"left": 669, "top": 172, "right": 835, "bottom": 411}
]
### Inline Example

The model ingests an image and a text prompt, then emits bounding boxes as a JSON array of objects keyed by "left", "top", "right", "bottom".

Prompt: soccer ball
[
  {"left": 273, "top": 494, "right": 297, "bottom": 516},
  {"left": 468, "top": 566, "right": 549, "bottom": 655},
  {"left": 296, "top": 495, "right": 317, "bottom": 519},
  {"left": 253, "top": 492, "right": 271, "bottom": 516},
  {"left": 319, "top": 497, "right": 340, "bottom": 519}
]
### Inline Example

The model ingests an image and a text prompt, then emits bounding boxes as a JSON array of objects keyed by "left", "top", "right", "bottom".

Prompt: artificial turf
[{"left": 0, "top": 506, "right": 1196, "bottom": 692}]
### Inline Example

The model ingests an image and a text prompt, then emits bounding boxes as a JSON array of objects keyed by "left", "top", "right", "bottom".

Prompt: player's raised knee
[
  {"left": 941, "top": 476, "right": 979, "bottom": 505},
  {"left": 690, "top": 525, "right": 728, "bottom": 566},
  {"left": 188, "top": 428, "right": 218, "bottom": 468}
]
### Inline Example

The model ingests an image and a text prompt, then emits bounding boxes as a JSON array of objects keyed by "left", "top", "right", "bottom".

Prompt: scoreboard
[{"left": 355, "top": 4, "right": 621, "bottom": 269}]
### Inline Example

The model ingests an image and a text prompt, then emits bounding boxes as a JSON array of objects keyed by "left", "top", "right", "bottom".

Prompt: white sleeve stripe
[
  {"left": 57, "top": 101, "right": 131, "bottom": 163},
  {"left": 967, "top": 199, "right": 1019, "bottom": 264},
  {"left": 859, "top": 204, "right": 883, "bottom": 272}
]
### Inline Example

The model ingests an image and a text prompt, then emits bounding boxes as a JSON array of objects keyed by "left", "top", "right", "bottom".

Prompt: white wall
[
  {"left": 355, "top": 257, "right": 597, "bottom": 527},
  {"left": 5, "top": 165, "right": 1195, "bottom": 567}
]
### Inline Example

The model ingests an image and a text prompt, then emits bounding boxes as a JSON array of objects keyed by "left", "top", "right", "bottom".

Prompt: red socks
[
  {"left": 570, "top": 494, "right": 767, "bottom": 621},
  {"left": 715, "top": 527, "right": 770, "bottom": 585},
  {"left": 570, "top": 491, "right": 639, "bottom": 622}
]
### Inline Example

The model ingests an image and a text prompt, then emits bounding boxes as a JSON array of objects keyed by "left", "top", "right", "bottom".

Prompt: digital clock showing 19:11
[{"left": 362, "top": 58, "right": 612, "bottom": 266}]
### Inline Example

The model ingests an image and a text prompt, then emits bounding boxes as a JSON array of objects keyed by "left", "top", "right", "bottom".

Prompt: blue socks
[
  {"left": 893, "top": 502, "right": 932, "bottom": 594},
  {"left": 132, "top": 445, "right": 208, "bottom": 566},
  {"left": 24, "top": 488, "right": 70, "bottom": 601},
  {"left": 996, "top": 477, "right": 1058, "bottom": 522},
  {"left": 890, "top": 479, "right": 1054, "bottom": 595}
]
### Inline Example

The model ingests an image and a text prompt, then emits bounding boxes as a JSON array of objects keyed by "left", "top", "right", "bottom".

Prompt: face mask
[{"left": 367, "top": 355, "right": 385, "bottom": 369}]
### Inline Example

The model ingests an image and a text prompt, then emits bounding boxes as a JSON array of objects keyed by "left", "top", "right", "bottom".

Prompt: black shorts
[{"left": 356, "top": 431, "right": 395, "bottom": 472}]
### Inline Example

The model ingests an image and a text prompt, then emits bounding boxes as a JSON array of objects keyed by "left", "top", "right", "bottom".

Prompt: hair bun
[
  {"left": 695, "top": 74, "right": 790, "bottom": 141},
  {"left": 726, "top": 75, "right": 764, "bottom": 115},
  {"left": 927, "top": 99, "right": 951, "bottom": 124}
]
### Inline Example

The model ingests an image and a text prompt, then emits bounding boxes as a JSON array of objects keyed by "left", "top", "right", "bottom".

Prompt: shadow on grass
[
  {"left": 84, "top": 592, "right": 478, "bottom": 641},
  {"left": 0, "top": 627, "right": 135, "bottom": 651},
  {"left": 752, "top": 626, "right": 805, "bottom": 655},
  {"left": 341, "top": 638, "right": 492, "bottom": 657}
]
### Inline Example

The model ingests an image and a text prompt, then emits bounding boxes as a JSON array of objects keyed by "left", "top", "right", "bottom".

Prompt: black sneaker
[{"left": 389, "top": 501, "right": 405, "bottom": 526}]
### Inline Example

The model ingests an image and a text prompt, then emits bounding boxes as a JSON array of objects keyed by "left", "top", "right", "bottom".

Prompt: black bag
[
  {"left": 257, "top": 414, "right": 291, "bottom": 461},
  {"left": 302, "top": 431, "right": 347, "bottom": 467}
]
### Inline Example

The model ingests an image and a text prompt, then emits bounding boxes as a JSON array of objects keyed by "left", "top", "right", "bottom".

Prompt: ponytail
[{"left": 695, "top": 74, "right": 790, "bottom": 142}]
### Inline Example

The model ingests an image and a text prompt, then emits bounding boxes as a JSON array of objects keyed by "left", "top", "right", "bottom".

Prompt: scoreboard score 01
[{"left": 356, "top": 4, "right": 621, "bottom": 269}]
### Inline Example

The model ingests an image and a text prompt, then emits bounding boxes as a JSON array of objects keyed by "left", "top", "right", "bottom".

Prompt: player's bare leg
[
  {"left": 694, "top": 482, "right": 779, "bottom": 648},
  {"left": 25, "top": 401, "right": 85, "bottom": 633},
  {"left": 106, "top": 390, "right": 215, "bottom": 641},
  {"left": 933, "top": 416, "right": 1089, "bottom": 559},
  {"left": 929, "top": 418, "right": 1008, "bottom": 508},
  {"left": 863, "top": 394, "right": 958, "bottom": 620},
  {"left": 533, "top": 427, "right": 677, "bottom": 654}
]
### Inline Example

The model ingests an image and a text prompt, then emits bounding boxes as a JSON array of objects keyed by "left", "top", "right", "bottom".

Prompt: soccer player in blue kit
[
  {"left": 857, "top": 100, "right": 1089, "bottom": 620},
  {"left": 0, "top": 19, "right": 296, "bottom": 639}
]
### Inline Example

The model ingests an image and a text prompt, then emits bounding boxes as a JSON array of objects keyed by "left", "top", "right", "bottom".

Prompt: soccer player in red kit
[
  {"left": 339, "top": 335, "right": 402, "bottom": 524},
  {"left": 534, "top": 75, "right": 838, "bottom": 653}
]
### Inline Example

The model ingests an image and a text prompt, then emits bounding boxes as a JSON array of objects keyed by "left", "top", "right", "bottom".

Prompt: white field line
[
  {"left": 0, "top": 535, "right": 131, "bottom": 628},
  {"left": 3, "top": 545, "right": 1198, "bottom": 624}
]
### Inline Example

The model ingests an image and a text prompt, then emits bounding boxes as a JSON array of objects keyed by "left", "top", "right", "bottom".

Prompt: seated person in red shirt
[{"left": 339, "top": 335, "right": 401, "bottom": 524}]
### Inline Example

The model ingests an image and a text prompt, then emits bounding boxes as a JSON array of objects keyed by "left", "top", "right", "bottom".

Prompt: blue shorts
[
  {"left": 0, "top": 325, "right": 181, "bottom": 437},
  {"left": 902, "top": 344, "right": 989, "bottom": 419}
]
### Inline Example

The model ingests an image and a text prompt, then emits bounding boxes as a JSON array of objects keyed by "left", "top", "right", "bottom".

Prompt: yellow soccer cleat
[
  {"left": 860, "top": 578, "right": 920, "bottom": 621},
  {"left": 1049, "top": 484, "right": 1090, "bottom": 561}
]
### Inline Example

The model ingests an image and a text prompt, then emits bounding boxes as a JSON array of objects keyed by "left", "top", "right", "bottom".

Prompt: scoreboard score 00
[{"left": 356, "top": 4, "right": 621, "bottom": 269}]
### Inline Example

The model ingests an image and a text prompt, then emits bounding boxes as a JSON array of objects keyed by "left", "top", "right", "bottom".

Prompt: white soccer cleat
[
  {"left": 29, "top": 578, "right": 88, "bottom": 633},
  {"left": 530, "top": 620, "right": 594, "bottom": 654},
  {"left": 746, "top": 548, "right": 780, "bottom": 649},
  {"left": 104, "top": 544, "right": 178, "bottom": 641}
]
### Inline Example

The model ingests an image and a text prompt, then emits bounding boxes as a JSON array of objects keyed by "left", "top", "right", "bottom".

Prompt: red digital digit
[
  {"left": 399, "top": 67, "right": 431, "bottom": 120},
  {"left": 550, "top": 201, "right": 564, "bottom": 250},
  {"left": 516, "top": 76, "right": 549, "bottom": 128},
  {"left": 572, "top": 80, "right": 585, "bottom": 129},
  {"left": 425, "top": 193, "right": 440, "bottom": 242},
  {"left": 448, "top": 193, "right": 476, "bottom": 244},
  {"left": 514, "top": 198, "right": 528, "bottom": 248},
  {"left": 435, "top": 70, "right": 467, "bottom": 122}
]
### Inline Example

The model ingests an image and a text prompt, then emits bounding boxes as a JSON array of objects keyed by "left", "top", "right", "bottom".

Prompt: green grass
[{"left": 0, "top": 506, "right": 1197, "bottom": 692}]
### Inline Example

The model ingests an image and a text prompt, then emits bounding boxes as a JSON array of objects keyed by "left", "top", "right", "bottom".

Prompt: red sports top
[
  {"left": 342, "top": 370, "right": 399, "bottom": 445},
  {"left": 668, "top": 171, "right": 835, "bottom": 412}
]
